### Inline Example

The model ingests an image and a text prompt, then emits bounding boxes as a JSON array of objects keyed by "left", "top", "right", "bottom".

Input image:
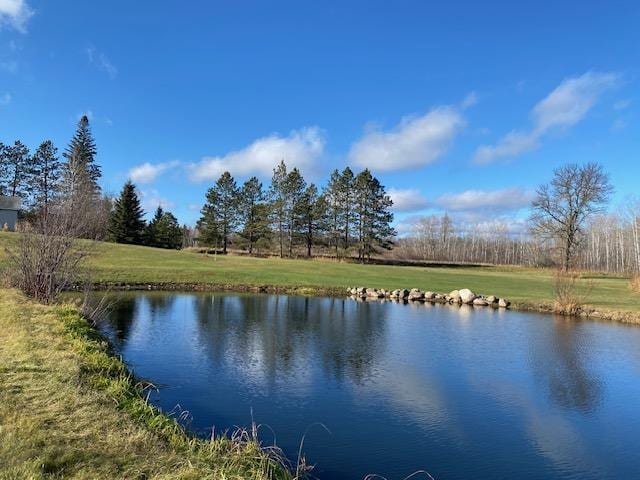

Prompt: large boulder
[
  {"left": 408, "top": 289, "right": 424, "bottom": 301},
  {"left": 366, "top": 288, "right": 378, "bottom": 297},
  {"left": 459, "top": 289, "right": 476, "bottom": 304},
  {"left": 473, "top": 298, "right": 489, "bottom": 306},
  {"left": 498, "top": 298, "right": 511, "bottom": 308},
  {"left": 486, "top": 295, "right": 498, "bottom": 304},
  {"left": 424, "top": 291, "right": 436, "bottom": 300}
]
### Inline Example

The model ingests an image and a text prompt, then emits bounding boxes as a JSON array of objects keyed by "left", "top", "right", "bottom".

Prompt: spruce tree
[
  {"left": 144, "top": 206, "right": 163, "bottom": 246},
  {"left": 108, "top": 181, "right": 146, "bottom": 244},
  {"left": 239, "top": 176, "right": 269, "bottom": 254},
  {"left": 197, "top": 171, "right": 239, "bottom": 253},
  {"left": 29, "top": 140, "right": 61, "bottom": 214},
  {"left": 61, "top": 115, "right": 101, "bottom": 202}
]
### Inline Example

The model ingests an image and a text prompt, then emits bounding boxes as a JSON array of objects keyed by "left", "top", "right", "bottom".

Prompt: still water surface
[{"left": 100, "top": 292, "right": 640, "bottom": 479}]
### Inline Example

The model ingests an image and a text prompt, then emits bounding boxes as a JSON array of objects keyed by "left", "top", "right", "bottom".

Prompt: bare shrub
[
  {"left": 4, "top": 201, "right": 95, "bottom": 304},
  {"left": 553, "top": 270, "right": 590, "bottom": 315}
]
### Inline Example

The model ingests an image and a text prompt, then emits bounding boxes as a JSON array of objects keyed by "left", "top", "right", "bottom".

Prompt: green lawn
[
  {"left": 0, "top": 289, "right": 291, "bottom": 479},
  {"left": 1, "top": 231, "right": 638, "bottom": 313}
]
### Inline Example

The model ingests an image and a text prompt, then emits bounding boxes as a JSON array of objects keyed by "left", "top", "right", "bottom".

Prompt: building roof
[{"left": 0, "top": 196, "right": 21, "bottom": 210}]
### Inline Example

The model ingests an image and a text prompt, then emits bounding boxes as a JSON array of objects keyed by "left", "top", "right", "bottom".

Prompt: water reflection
[
  {"left": 529, "top": 316, "right": 603, "bottom": 412},
  {"left": 99, "top": 292, "right": 640, "bottom": 480}
]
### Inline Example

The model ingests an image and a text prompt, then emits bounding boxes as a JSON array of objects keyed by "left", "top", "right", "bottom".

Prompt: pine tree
[
  {"left": 108, "top": 181, "right": 146, "bottom": 244},
  {"left": 197, "top": 171, "right": 239, "bottom": 253},
  {"left": 269, "top": 160, "right": 288, "bottom": 258},
  {"left": 1, "top": 140, "right": 30, "bottom": 199},
  {"left": 338, "top": 167, "right": 355, "bottom": 253},
  {"left": 147, "top": 207, "right": 182, "bottom": 249},
  {"left": 29, "top": 140, "right": 61, "bottom": 215},
  {"left": 323, "top": 169, "right": 342, "bottom": 256},
  {"left": 299, "top": 184, "right": 328, "bottom": 257},
  {"left": 353, "top": 169, "right": 395, "bottom": 262},
  {"left": 61, "top": 115, "right": 101, "bottom": 202},
  {"left": 283, "top": 167, "right": 306, "bottom": 257},
  {"left": 239, "top": 176, "right": 269, "bottom": 253}
]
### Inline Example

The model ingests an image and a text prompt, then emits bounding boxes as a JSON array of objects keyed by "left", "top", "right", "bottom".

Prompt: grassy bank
[
  {"left": 1, "top": 231, "right": 638, "bottom": 315},
  {"left": 0, "top": 289, "right": 292, "bottom": 479}
]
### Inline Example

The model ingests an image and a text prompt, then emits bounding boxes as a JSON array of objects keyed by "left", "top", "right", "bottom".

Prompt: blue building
[{"left": 0, "top": 196, "right": 20, "bottom": 231}]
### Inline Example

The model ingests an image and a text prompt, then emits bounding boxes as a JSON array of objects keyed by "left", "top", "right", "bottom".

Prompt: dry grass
[
  {"left": 0, "top": 289, "right": 294, "bottom": 480},
  {"left": 630, "top": 275, "right": 640, "bottom": 293},
  {"left": 552, "top": 270, "right": 588, "bottom": 316}
]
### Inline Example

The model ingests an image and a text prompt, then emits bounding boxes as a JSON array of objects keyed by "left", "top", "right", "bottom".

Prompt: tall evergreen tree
[
  {"left": 145, "top": 206, "right": 182, "bottom": 249},
  {"left": 1, "top": 140, "right": 30, "bottom": 199},
  {"left": 29, "top": 140, "right": 61, "bottom": 214},
  {"left": 197, "top": 171, "right": 239, "bottom": 253},
  {"left": 144, "top": 205, "right": 165, "bottom": 246},
  {"left": 353, "top": 169, "right": 395, "bottom": 262},
  {"left": 323, "top": 169, "right": 342, "bottom": 256},
  {"left": 239, "top": 176, "right": 269, "bottom": 253},
  {"left": 269, "top": 160, "right": 288, "bottom": 258},
  {"left": 108, "top": 181, "right": 146, "bottom": 244},
  {"left": 61, "top": 115, "right": 101, "bottom": 202},
  {"left": 338, "top": 167, "right": 355, "bottom": 252},
  {"left": 283, "top": 167, "right": 307, "bottom": 257},
  {"left": 299, "top": 184, "right": 328, "bottom": 257}
]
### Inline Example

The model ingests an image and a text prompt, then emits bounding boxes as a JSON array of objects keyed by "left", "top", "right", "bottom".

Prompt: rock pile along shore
[{"left": 347, "top": 287, "right": 511, "bottom": 308}]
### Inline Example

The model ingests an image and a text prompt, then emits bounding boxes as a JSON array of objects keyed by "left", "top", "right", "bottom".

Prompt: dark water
[{"left": 99, "top": 292, "right": 640, "bottom": 480}]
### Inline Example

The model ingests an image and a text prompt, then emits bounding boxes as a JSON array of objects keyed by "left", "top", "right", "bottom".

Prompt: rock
[
  {"left": 473, "top": 298, "right": 489, "bottom": 306},
  {"left": 486, "top": 295, "right": 498, "bottom": 304},
  {"left": 498, "top": 298, "right": 511, "bottom": 308},
  {"left": 389, "top": 289, "right": 399, "bottom": 299},
  {"left": 448, "top": 289, "right": 460, "bottom": 298},
  {"left": 408, "top": 289, "right": 424, "bottom": 301},
  {"left": 459, "top": 288, "right": 476, "bottom": 304},
  {"left": 356, "top": 287, "right": 365, "bottom": 294},
  {"left": 424, "top": 291, "right": 436, "bottom": 300},
  {"left": 398, "top": 289, "right": 410, "bottom": 299}
]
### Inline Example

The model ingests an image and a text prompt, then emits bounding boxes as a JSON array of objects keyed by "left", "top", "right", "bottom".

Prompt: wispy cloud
[
  {"left": 189, "top": 127, "right": 325, "bottom": 182},
  {"left": 86, "top": 46, "right": 118, "bottom": 79},
  {"left": 348, "top": 105, "right": 465, "bottom": 172},
  {"left": 0, "top": 0, "right": 34, "bottom": 33},
  {"left": 139, "top": 189, "right": 175, "bottom": 213},
  {"left": 129, "top": 160, "right": 180, "bottom": 184},
  {"left": 0, "top": 92, "right": 11, "bottom": 106},
  {"left": 435, "top": 187, "right": 534, "bottom": 212},
  {"left": 388, "top": 188, "right": 429, "bottom": 213},
  {"left": 474, "top": 71, "right": 619, "bottom": 164}
]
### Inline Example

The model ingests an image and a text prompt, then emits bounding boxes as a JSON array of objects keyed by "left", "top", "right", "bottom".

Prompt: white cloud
[
  {"left": 435, "top": 188, "right": 533, "bottom": 211},
  {"left": 129, "top": 160, "right": 180, "bottom": 184},
  {"left": 474, "top": 71, "right": 619, "bottom": 164},
  {"left": 461, "top": 91, "right": 478, "bottom": 109},
  {"left": 348, "top": 106, "right": 465, "bottom": 171},
  {"left": 0, "top": 92, "right": 11, "bottom": 106},
  {"left": 139, "top": 189, "right": 174, "bottom": 213},
  {"left": 388, "top": 188, "right": 429, "bottom": 213},
  {"left": 189, "top": 127, "right": 325, "bottom": 182},
  {"left": 0, "top": 0, "right": 34, "bottom": 33},
  {"left": 86, "top": 46, "right": 118, "bottom": 79}
]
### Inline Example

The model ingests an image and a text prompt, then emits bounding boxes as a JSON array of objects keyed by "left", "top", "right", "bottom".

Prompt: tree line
[
  {"left": 396, "top": 162, "right": 640, "bottom": 274},
  {"left": 196, "top": 161, "right": 395, "bottom": 261}
]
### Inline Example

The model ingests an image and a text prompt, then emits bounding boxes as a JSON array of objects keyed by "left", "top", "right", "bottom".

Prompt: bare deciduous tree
[{"left": 530, "top": 162, "right": 613, "bottom": 272}]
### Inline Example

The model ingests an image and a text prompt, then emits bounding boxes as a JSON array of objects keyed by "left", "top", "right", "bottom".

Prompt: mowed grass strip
[
  {"left": 1, "top": 231, "right": 638, "bottom": 312},
  {"left": 0, "top": 289, "right": 292, "bottom": 480}
]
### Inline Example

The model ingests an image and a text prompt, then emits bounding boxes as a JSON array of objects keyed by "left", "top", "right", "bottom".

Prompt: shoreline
[{"left": 78, "top": 281, "right": 640, "bottom": 326}]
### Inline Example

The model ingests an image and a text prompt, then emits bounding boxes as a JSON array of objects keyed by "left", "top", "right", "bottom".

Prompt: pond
[{"left": 99, "top": 292, "right": 640, "bottom": 479}]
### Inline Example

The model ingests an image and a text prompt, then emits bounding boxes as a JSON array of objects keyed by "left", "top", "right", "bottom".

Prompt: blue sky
[{"left": 1, "top": 1, "right": 638, "bottom": 231}]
